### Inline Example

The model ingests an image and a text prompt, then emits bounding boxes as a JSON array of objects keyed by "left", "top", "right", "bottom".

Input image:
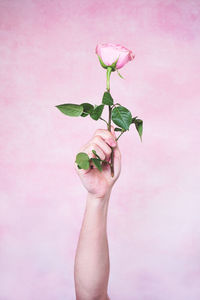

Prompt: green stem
[
  {"left": 102, "top": 160, "right": 111, "bottom": 166},
  {"left": 111, "top": 103, "right": 121, "bottom": 109},
  {"left": 106, "top": 67, "right": 112, "bottom": 92},
  {"left": 100, "top": 117, "right": 108, "bottom": 126},
  {"left": 108, "top": 105, "right": 112, "bottom": 131},
  {"left": 106, "top": 67, "right": 114, "bottom": 177},
  {"left": 116, "top": 130, "right": 125, "bottom": 141}
]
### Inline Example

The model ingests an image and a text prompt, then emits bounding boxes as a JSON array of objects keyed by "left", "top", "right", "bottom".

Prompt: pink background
[{"left": 1, "top": 0, "right": 200, "bottom": 299}]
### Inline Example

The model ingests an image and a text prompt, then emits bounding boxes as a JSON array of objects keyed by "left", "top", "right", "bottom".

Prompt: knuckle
[
  {"left": 107, "top": 135, "right": 115, "bottom": 145},
  {"left": 95, "top": 129, "right": 103, "bottom": 135},
  {"left": 93, "top": 135, "right": 101, "bottom": 143},
  {"left": 106, "top": 129, "right": 113, "bottom": 137},
  {"left": 90, "top": 142, "right": 96, "bottom": 149},
  {"left": 101, "top": 152, "right": 106, "bottom": 160},
  {"left": 79, "top": 145, "right": 89, "bottom": 156}
]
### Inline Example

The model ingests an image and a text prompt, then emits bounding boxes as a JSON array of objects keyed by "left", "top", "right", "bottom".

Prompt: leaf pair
[
  {"left": 102, "top": 91, "right": 133, "bottom": 131},
  {"left": 75, "top": 150, "right": 106, "bottom": 171},
  {"left": 56, "top": 95, "right": 143, "bottom": 142},
  {"left": 101, "top": 92, "right": 143, "bottom": 141},
  {"left": 56, "top": 92, "right": 114, "bottom": 120},
  {"left": 56, "top": 103, "right": 105, "bottom": 121},
  {"left": 81, "top": 103, "right": 94, "bottom": 117}
]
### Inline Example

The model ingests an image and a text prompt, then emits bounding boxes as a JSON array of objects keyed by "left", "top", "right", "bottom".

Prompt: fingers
[
  {"left": 92, "top": 135, "right": 112, "bottom": 161},
  {"left": 77, "top": 143, "right": 106, "bottom": 171},
  {"left": 93, "top": 127, "right": 117, "bottom": 148},
  {"left": 87, "top": 143, "right": 106, "bottom": 161},
  {"left": 75, "top": 126, "right": 120, "bottom": 174},
  {"left": 88, "top": 126, "right": 117, "bottom": 162}
]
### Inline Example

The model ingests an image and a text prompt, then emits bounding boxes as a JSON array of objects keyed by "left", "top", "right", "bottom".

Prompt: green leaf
[
  {"left": 92, "top": 150, "right": 101, "bottom": 160},
  {"left": 111, "top": 106, "right": 132, "bottom": 130},
  {"left": 102, "top": 91, "right": 113, "bottom": 105},
  {"left": 135, "top": 119, "right": 143, "bottom": 142},
  {"left": 75, "top": 152, "right": 90, "bottom": 170},
  {"left": 114, "top": 127, "right": 123, "bottom": 132},
  {"left": 90, "top": 104, "right": 104, "bottom": 120},
  {"left": 56, "top": 103, "right": 83, "bottom": 117},
  {"left": 81, "top": 103, "right": 94, "bottom": 114},
  {"left": 91, "top": 158, "right": 102, "bottom": 171},
  {"left": 80, "top": 103, "right": 94, "bottom": 117},
  {"left": 131, "top": 116, "right": 138, "bottom": 123},
  {"left": 81, "top": 112, "right": 88, "bottom": 117}
]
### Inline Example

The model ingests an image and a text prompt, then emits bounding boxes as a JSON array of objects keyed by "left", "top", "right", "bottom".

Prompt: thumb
[
  {"left": 113, "top": 137, "right": 121, "bottom": 178},
  {"left": 110, "top": 125, "right": 121, "bottom": 177},
  {"left": 111, "top": 125, "right": 116, "bottom": 139}
]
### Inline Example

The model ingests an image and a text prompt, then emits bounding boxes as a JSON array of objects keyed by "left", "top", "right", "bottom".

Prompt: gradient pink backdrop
[{"left": 1, "top": 0, "right": 200, "bottom": 299}]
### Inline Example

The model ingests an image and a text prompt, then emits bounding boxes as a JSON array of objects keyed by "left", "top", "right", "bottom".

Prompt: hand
[{"left": 74, "top": 126, "right": 121, "bottom": 199}]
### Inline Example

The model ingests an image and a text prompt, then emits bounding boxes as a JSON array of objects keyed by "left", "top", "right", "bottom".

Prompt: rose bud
[{"left": 96, "top": 43, "right": 135, "bottom": 71}]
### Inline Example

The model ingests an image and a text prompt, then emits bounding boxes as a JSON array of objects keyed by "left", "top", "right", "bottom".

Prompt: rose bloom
[{"left": 96, "top": 43, "right": 135, "bottom": 69}]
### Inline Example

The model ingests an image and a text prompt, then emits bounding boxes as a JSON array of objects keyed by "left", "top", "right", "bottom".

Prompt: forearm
[{"left": 74, "top": 191, "right": 111, "bottom": 300}]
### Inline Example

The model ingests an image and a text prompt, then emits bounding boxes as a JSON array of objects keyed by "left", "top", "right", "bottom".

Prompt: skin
[{"left": 74, "top": 125, "right": 121, "bottom": 300}]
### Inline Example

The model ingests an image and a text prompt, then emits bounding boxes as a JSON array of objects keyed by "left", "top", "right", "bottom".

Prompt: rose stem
[
  {"left": 100, "top": 117, "right": 109, "bottom": 126},
  {"left": 116, "top": 130, "right": 125, "bottom": 141},
  {"left": 106, "top": 66, "right": 114, "bottom": 177}
]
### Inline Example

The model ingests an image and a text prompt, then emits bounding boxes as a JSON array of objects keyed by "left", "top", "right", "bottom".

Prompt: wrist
[
  {"left": 87, "top": 190, "right": 111, "bottom": 202},
  {"left": 86, "top": 192, "right": 110, "bottom": 220},
  {"left": 86, "top": 190, "right": 111, "bottom": 209}
]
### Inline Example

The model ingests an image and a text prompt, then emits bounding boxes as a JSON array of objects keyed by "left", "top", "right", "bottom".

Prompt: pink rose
[{"left": 95, "top": 43, "right": 135, "bottom": 70}]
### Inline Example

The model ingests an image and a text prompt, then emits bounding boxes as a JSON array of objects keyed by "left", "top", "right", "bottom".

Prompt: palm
[{"left": 78, "top": 163, "right": 116, "bottom": 198}]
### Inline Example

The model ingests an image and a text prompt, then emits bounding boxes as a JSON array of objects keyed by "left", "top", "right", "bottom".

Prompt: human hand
[{"left": 74, "top": 126, "right": 121, "bottom": 199}]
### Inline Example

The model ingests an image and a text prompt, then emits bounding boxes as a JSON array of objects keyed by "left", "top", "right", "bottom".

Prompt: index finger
[{"left": 93, "top": 126, "right": 117, "bottom": 147}]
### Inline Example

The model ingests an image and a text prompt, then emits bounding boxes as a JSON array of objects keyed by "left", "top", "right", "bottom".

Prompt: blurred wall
[{"left": 0, "top": 0, "right": 200, "bottom": 299}]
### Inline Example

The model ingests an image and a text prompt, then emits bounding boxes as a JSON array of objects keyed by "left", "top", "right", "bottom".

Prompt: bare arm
[
  {"left": 74, "top": 126, "right": 121, "bottom": 300},
  {"left": 74, "top": 192, "right": 111, "bottom": 300}
]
